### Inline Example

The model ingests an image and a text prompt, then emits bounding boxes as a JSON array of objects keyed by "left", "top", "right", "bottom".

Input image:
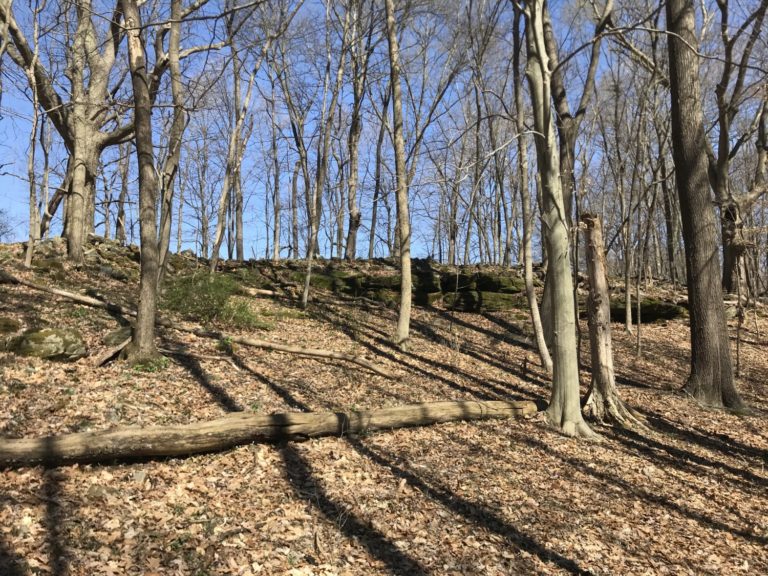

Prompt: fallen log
[
  {"left": 0, "top": 270, "right": 136, "bottom": 318},
  {"left": 240, "top": 287, "right": 283, "bottom": 298},
  {"left": 0, "top": 400, "right": 537, "bottom": 466}
]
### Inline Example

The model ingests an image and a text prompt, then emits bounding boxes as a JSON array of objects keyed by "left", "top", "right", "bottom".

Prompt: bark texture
[
  {"left": 581, "top": 214, "right": 645, "bottom": 428},
  {"left": 524, "top": 0, "right": 595, "bottom": 438},
  {"left": 123, "top": 0, "right": 160, "bottom": 362},
  {"left": 0, "top": 400, "right": 537, "bottom": 466},
  {"left": 384, "top": 0, "right": 412, "bottom": 349},
  {"left": 666, "top": 0, "right": 743, "bottom": 408}
]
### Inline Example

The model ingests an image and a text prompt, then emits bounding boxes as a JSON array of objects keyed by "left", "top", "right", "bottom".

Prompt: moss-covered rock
[
  {"left": 32, "top": 258, "right": 66, "bottom": 280},
  {"left": 609, "top": 298, "right": 688, "bottom": 323},
  {"left": 0, "top": 317, "right": 21, "bottom": 334},
  {"left": 4, "top": 328, "right": 87, "bottom": 360},
  {"left": 103, "top": 326, "right": 132, "bottom": 346},
  {"left": 364, "top": 288, "right": 399, "bottom": 306},
  {"left": 443, "top": 290, "right": 525, "bottom": 312},
  {"left": 361, "top": 274, "right": 401, "bottom": 291},
  {"left": 440, "top": 271, "right": 478, "bottom": 292},
  {"left": 416, "top": 291, "right": 444, "bottom": 307},
  {"left": 34, "top": 237, "right": 67, "bottom": 258},
  {"left": 474, "top": 272, "right": 525, "bottom": 294}
]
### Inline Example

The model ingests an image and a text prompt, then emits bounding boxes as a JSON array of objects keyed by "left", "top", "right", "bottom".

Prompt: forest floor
[{"left": 1, "top": 240, "right": 767, "bottom": 576}]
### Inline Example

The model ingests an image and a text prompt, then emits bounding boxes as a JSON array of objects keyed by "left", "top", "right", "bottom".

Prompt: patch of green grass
[
  {"left": 220, "top": 299, "right": 273, "bottom": 330},
  {"left": 163, "top": 272, "right": 240, "bottom": 322},
  {"left": 163, "top": 272, "right": 272, "bottom": 329},
  {"left": 66, "top": 307, "right": 89, "bottom": 319},
  {"left": 133, "top": 356, "right": 170, "bottom": 373}
]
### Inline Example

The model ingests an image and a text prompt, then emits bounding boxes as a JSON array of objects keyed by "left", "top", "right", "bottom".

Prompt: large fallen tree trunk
[{"left": 0, "top": 400, "right": 536, "bottom": 467}]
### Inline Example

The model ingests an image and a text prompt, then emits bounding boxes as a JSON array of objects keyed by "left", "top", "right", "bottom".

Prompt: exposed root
[
  {"left": 546, "top": 409, "right": 602, "bottom": 441},
  {"left": 583, "top": 389, "right": 650, "bottom": 432}
]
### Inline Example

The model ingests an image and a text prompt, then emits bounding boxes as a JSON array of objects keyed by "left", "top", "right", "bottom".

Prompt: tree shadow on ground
[
  {"left": 639, "top": 407, "right": 768, "bottom": 463},
  {"left": 479, "top": 310, "right": 539, "bottom": 354},
  {"left": 0, "top": 536, "right": 28, "bottom": 576},
  {"left": 347, "top": 437, "right": 593, "bottom": 575},
  {"left": 166, "top": 338, "right": 243, "bottom": 413},
  {"left": 517, "top": 432, "right": 768, "bottom": 546},
  {"left": 0, "top": 289, "right": 56, "bottom": 331},
  {"left": 409, "top": 315, "right": 548, "bottom": 385},
  {"left": 229, "top": 351, "right": 311, "bottom": 412},
  {"left": 279, "top": 444, "right": 429, "bottom": 575},
  {"left": 606, "top": 421, "right": 768, "bottom": 493},
  {"left": 311, "top": 303, "right": 547, "bottom": 404},
  {"left": 40, "top": 437, "right": 68, "bottom": 576}
]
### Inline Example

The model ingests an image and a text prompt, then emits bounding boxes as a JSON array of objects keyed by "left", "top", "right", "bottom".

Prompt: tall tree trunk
[
  {"left": 514, "top": 7, "right": 551, "bottom": 373},
  {"left": 63, "top": 137, "right": 98, "bottom": 265},
  {"left": 271, "top": 78, "right": 281, "bottom": 262},
  {"left": 291, "top": 160, "right": 300, "bottom": 259},
  {"left": 123, "top": 0, "right": 160, "bottom": 362},
  {"left": 659, "top": 155, "right": 679, "bottom": 284},
  {"left": 157, "top": 0, "right": 186, "bottom": 286},
  {"left": 39, "top": 162, "right": 70, "bottom": 241},
  {"left": 385, "top": 0, "right": 411, "bottom": 349},
  {"left": 115, "top": 145, "right": 129, "bottom": 245},
  {"left": 524, "top": 0, "right": 594, "bottom": 438},
  {"left": 301, "top": 4, "right": 351, "bottom": 308},
  {"left": 344, "top": 0, "right": 372, "bottom": 261},
  {"left": 666, "top": 0, "right": 742, "bottom": 409},
  {"left": 368, "top": 85, "right": 391, "bottom": 261}
]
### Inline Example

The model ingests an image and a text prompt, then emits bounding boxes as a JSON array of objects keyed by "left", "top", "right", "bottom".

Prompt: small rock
[{"left": 103, "top": 326, "right": 132, "bottom": 346}]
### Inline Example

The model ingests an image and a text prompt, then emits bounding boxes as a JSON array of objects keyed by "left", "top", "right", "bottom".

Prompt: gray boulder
[{"left": 4, "top": 328, "right": 87, "bottom": 361}]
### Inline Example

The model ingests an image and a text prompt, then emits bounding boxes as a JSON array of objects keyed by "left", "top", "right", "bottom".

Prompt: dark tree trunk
[
  {"left": 666, "top": 0, "right": 743, "bottom": 408},
  {"left": 124, "top": 0, "right": 160, "bottom": 362}
]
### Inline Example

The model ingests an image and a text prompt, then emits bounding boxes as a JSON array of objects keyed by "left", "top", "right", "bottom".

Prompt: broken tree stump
[{"left": 0, "top": 400, "right": 537, "bottom": 466}]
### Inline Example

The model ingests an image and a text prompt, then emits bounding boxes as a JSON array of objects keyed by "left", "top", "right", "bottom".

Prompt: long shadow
[
  {"left": 639, "top": 407, "right": 768, "bottom": 463},
  {"left": 280, "top": 444, "right": 429, "bottom": 575},
  {"left": 480, "top": 310, "right": 539, "bottom": 353},
  {"left": 606, "top": 423, "right": 768, "bottom": 493},
  {"left": 516, "top": 432, "right": 768, "bottom": 546},
  {"left": 0, "top": 290, "right": 49, "bottom": 332},
  {"left": 433, "top": 307, "right": 537, "bottom": 355},
  {"left": 347, "top": 438, "right": 593, "bottom": 575},
  {"left": 229, "top": 351, "right": 311, "bottom": 412},
  {"left": 168, "top": 341, "right": 243, "bottom": 413},
  {"left": 309, "top": 306, "right": 501, "bottom": 401},
  {"left": 613, "top": 374, "right": 655, "bottom": 390},
  {"left": 0, "top": 537, "right": 27, "bottom": 576},
  {"left": 313, "top": 305, "right": 546, "bottom": 404},
  {"left": 42, "top": 437, "right": 68, "bottom": 576}
]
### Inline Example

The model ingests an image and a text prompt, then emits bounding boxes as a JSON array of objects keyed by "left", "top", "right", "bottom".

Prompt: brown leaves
[{"left": 2, "top": 252, "right": 768, "bottom": 574}]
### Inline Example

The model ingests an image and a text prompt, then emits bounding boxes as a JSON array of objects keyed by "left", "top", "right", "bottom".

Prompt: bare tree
[
  {"left": 666, "top": 0, "right": 743, "bottom": 408},
  {"left": 343, "top": 0, "right": 376, "bottom": 260},
  {"left": 210, "top": 4, "right": 298, "bottom": 271},
  {"left": 581, "top": 213, "right": 645, "bottom": 427},
  {"left": 513, "top": 5, "right": 551, "bottom": 373},
  {"left": 706, "top": 0, "right": 768, "bottom": 294},
  {"left": 384, "top": 0, "right": 411, "bottom": 348},
  {"left": 123, "top": 0, "right": 161, "bottom": 362},
  {"left": 521, "top": 0, "right": 596, "bottom": 438}
]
